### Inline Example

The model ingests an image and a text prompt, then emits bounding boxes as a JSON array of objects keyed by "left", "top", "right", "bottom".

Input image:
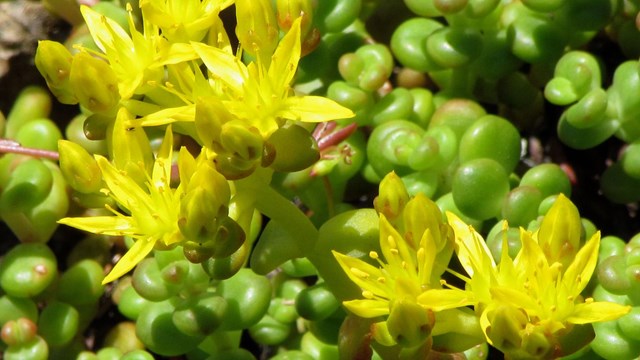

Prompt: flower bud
[
  {"left": 386, "top": 300, "right": 434, "bottom": 347},
  {"left": 537, "top": 193, "right": 582, "bottom": 268},
  {"left": 276, "top": 0, "right": 318, "bottom": 55},
  {"left": 70, "top": 52, "right": 120, "bottom": 115},
  {"left": 373, "top": 172, "right": 409, "bottom": 223},
  {"left": 35, "top": 41, "right": 78, "bottom": 105},
  {"left": 235, "top": 0, "right": 279, "bottom": 63},
  {"left": 266, "top": 123, "right": 319, "bottom": 172},
  {"left": 486, "top": 305, "right": 528, "bottom": 353},
  {"left": 194, "top": 96, "right": 231, "bottom": 150},
  {"left": 220, "top": 121, "right": 264, "bottom": 163},
  {"left": 58, "top": 140, "right": 102, "bottom": 194}
]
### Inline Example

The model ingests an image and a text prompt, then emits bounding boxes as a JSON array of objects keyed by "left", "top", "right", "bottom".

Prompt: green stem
[{"left": 236, "top": 168, "right": 319, "bottom": 253}]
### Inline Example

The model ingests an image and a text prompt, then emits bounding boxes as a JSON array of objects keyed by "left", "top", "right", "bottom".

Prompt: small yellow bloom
[
  {"left": 78, "top": 4, "right": 199, "bottom": 101},
  {"left": 140, "top": 0, "right": 234, "bottom": 43},
  {"left": 333, "top": 173, "right": 471, "bottom": 346},
  {"left": 59, "top": 126, "right": 183, "bottom": 284},
  {"left": 192, "top": 17, "right": 354, "bottom": 137},
  {"left": 447, "top": 194, "right": 630, "bottom": 359}
]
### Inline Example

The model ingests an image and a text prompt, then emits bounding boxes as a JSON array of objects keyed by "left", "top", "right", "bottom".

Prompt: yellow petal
[
  {"left": 157, "top": 43, "right": 200, "bottom": 65},
  {"left": 343, "top": 299, "right": 389, "bottom": 318},
  {"left": 417, "top": 288, "right": 474, "bottom": 311},
  {"left": 80, "top": 5, "right": 132, "bottom": 56},
  {"left": 563, "top": 232, "right": 600, "bottom": 295},
  {"left": 379, "top": 215, "right": 416, "bottom": 277},
  {"left": 151, "top": 126, "right": 174, "bottom": 188},
  {"left": 95, "top": 157, "right": 151, "bottom": 216},
  {"left": 514, "top": 229, "right": 550, "bottom": 284},
  {"left": 446, "top": 211, "right": 495, "bottom": 277},
  {"left": 138, "top": 105, "right": 196, "bottom": 127},
  {"left": 110, "top": 107, "right": 154, "bottom": 181},
  {"left": 268, "top": 17, "right": 301, "bottom": 92},
  {"left": 333, "top": 251, "right": 387, "bottom": 299},
  {"left": 58, "top": 215, "right": 136, "bottom": 236},
  {"left": 567, "top": 301, "right": 631, "bottom": 324},
  {"left": 490, "top": 286, "right": 541, "bottom": 315},
  {"left": 191, "top": 42, "right": 247, "bottom": 94},
  {"left": 278, "top": 95, "right": 355, "bottom": 122},
  {"left": 102, "top": 236, "right": 157, "bottom": 284}
]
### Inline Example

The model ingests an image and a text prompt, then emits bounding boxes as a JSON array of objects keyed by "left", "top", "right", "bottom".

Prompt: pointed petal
[
  {"left": 417, "top": 229, "right": 437, "bottom": 285},
  {"left": 417, "top": 288, "right": 474, "bottom": 311},
  {"left": 268, "top": 17, "right": 301, "bottom": 92},
  {"left": 490, "top": 286, "right": 541, "bottom": 315},
  {"left": 515, "top": 229, "right": 550, "bottom": 282},
  {"left": 567, "top": 301, "right": 631, "bottom": 324},
  {"left": 152, "top": 126, "right": 173, "bottom": 188},
  {"left": 138, "top": 105, "right": 196, "bottom": 126},
  {"left": 58, "top": 215, "right": 136, "bottom": 236},
  {"left": 563, "top": 232, "right": 601, "bottom": 295},
  {"left": 379, "top": 215, "right": 415, "bottom": 277},
  {"left": 343, "top": 299, "right": 389, "bottom": 318},
  {"left": 333, "top": 251, "right": 388, "bottom": 299},
  {"left": 191, "top": 42, "right": 246, "bottom": 94},
  {"left": 80, "top": 5, "right": 132, "bottom": 55},
  {"left": 102, "top": 236, "right": 157, "bottom": 284},
  {"left": 157, "top": 43, "right": 200, "bottom": 65},
  {"left": 537, "top": 193, "right": 581, "bottom": 265},
  {"left": 278, "top": 95, "right": 355, "bottom": 122},
  {"left": 446, "top": 211, "right": 495, "bottom": 277},
  {"left": 96, "top": 156, "right": 149, "bottom": 211}
]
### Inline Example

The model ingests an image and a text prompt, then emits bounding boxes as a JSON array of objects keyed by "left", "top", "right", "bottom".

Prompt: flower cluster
[
  {"left": 37, "top": 0, "right": 353, "bottom": 283},
  {"left": 333, "top": 173, "right": 473, "bottom": 352},
  {"left": 334, "top": 174, "right": 630, "bottom": 358}
]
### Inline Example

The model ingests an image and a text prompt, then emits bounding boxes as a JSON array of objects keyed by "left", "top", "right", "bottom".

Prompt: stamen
[
  {"left": 387, "top": 235, "right": 397, "bottom": 249},
  {"left": 369, "top": 251, "right": 379, "bottom": 259},
  {"left": 377, "top": 277, "right": 386, "bottom": 283}
]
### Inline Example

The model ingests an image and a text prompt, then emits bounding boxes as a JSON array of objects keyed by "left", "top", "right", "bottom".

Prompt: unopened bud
[
  {"left": 373, "top": 172, "right": 409, "bottom": 223},
  {"left": 386, "top": 300, "right": 434, "bottom": 347},
  {"left": 58, "top": 140, "right": 102, "bottom": 194},
  {"left": 220, "top": 121, "right": 264, "bottom": 163},
  {"left": 35, "top": 41, "right": 78, "bottom": 105},
  {"left": 266, "top": 124, "right": 319, "bottom": 172},
  {"left": 235, "top": 0, "right": 279, "bottom": 63},
  {"left": 70, "top": 52, "right": 120, "bottom": 115}
]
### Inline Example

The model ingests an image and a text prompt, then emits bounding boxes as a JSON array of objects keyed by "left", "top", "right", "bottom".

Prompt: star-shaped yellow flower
[
  {"left": 58, "top": 126, "right": 183, "bottom": 284},
  {"left": 79, "top": 3, "right": 200, "bottom": 101},
  {"left": 140, "top": 0, "right": 234, "bottom": 43},
  {"left": 191, "top": 17, "right": 354, "bottom": 137},
  {"left": 333, "top": 175, "right": 472, "bottom": 347},
  {"left": 447, "top": 194, "right": 631, "bottom": 358}
]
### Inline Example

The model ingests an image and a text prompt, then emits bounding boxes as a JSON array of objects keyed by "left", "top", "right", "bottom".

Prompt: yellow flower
[
  {"left": 59, "top": 126, "right": 184, "bottom": 284},
  {"left": 140, "top": 0, "right": 234, "bottom": 43},
  {"left": 191, "top": 17, "right": 354, "bottom": 137},
  {"left": 333, "top": 174, "right": 472, "bottom": 346},
  {"left": 79, "top": 4, "right": 198, "bottom": 101},
  {"left": 447, "top": 194, "right": 631, "bottom": 359},
  {"left": 59, "top": 129, "right": 183, "bottom": 284}
]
